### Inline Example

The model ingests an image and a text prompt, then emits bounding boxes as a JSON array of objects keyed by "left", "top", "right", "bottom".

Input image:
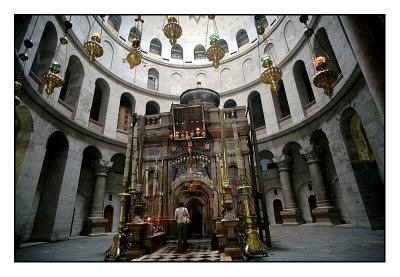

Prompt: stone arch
[
  {"left": 255, "top": 15, "right": 268, "bottom": 29},
  {"left": 220, "top": 68, "right": 233, "bottom": 91},
  {"left": 223, "top": 99, "right": 237, "bottom": 108},
  {"left": 102, "top": 40, "right": 114, "bottom": 70},
  {"left": 107, "top": 15, "right": 121, "bottom": 33},
  {"left": 110, "top": 153, "right": 125, "bottom": 175},
  {"left": 147, "top": 68, "right": 159, "bottom": 91},
  {"left": 149, "top": 38, "right": 162, "bottom": 56},
  {"left": 15, "top": 106, "right": 34, "bottom": 182},
  {"left": 271, "top": 79, "right": 291, "bottom": 120},
  {"left": 293, "top": 60, "right": 315, "bottom": 108},
  {"left": 263, "top": 42, "right": 275, "bottom": 59},
  {"left": 248, "top": 91, "right": 265, "bottom": 129},
  {"left": 31, "top": 131, "right": 69, "bottom": 241},
  {"left": 71, "top": 145, "right": 102, "bottom": 236},
  {"left": 171, "top": 44, "right": 183, "bottom": 60},
  {"left": 89, "top": 78, "right": 110, "bottom": 128},
  {"left": 194, "top": 44, "right": 206, "bottom": 60},
  {"left": 170, "top": 72, "right": 183, "bottom": 94},
  {"left": 259, "top": 150, "right": 277, "bottom": 171},
  {"left": 236, "top": 29, "right": 249, "bottom": 49},
  {"left": 283, "top": 19, "right": 297, "bottom": 51},
  {"left": 195, "top": 72, "right": 207, "bottom": 88},
  {"left": 117, "top": 92, "right": 136, "bottom": 132},
  {"left": 30, "top": 21, "right": 58, "bottom": 92},
  {"left": 313, "top": 27, "right": 341, "bottom": 74},
  {"left": 282, "top": 141, "right": 304, "bottom": 165},
  {"left": 145, "top": 100, "right": 160, "bottom": 115},
  {"left": 297, "top": 181, "right": 316, "bottom": 223},
  {"left": 59, "top": 55, "right": 85, "bottom": 119},
  {"left": 242, "top": 57, "right": 257, "bottom": 84},
  {"left": 340, "top": 108, "right": 384, "bottom": 229},
  {"left": 265, "top": 187, "right": 283, "bottom": 224},
  {"left": 218, "top": 39, "right": 229, "bottom": 56}
]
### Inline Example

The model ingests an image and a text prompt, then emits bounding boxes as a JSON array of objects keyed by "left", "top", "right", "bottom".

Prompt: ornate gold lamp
[
  {"left": 123, "top": 38, "right": 142, "bottom": 69},
  {"left": 300, "top": 15, "right": 338, "bottom": 98},
  {"left": 260, "top": 54, "right": 282, "bottom": 94},
  {"left": 163, "top": 16, "right": 182, "bottom": 45},
  {"left": 313, "top": 56, "right": 338, "bottom": 97},
  {"left": 41, "top": 62, "right": 64, "bottom": 96},
  {"left": 84, "top": 32, "right": 103, "bottom": 63},
  {"left": 206, "top": 34, "right": 225, "bottom": 69}
]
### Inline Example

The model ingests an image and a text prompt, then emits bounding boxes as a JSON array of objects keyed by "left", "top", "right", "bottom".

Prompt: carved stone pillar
[
  {"left": 300, "top": 146, "right": 341, "bottom": 225},
  {"left": 272, "top": 155, "right": 303, "bottom": 225},
  {"left": 84, "top": 159, "right": 113, "bottom": 236}
]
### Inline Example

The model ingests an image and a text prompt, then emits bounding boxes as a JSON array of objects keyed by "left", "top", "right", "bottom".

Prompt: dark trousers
[{"left": 177, "top": 223, "right": 188, "bottom": 253}]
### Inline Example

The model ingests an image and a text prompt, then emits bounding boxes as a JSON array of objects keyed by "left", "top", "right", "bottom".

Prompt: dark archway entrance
[
  {"left": 273, "top": 199, "right": 283, "bottom": 224},
  {"left": 104, "top": 205, "right": 114, "bottom": 233},
  {"left": 308, "top": 195, "right": 317, "bottom": 223},
  {"left": 187, "top": 198, "right": 203, "bottom": 238}
]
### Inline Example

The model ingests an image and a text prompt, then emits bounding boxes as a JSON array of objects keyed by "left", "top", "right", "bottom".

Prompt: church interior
[{"left": 14, "top": 13, "right": 385, "bottom": 263}]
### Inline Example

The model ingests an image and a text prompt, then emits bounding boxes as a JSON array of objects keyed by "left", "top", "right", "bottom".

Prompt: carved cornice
[
  {"left": 272, "top": 155, "right": 290, "bottom": 171},
  {"left": 95, "top": 159, "right": 113, "bottom": 176},
  {"left": 299, "top": 145, "right": 321, "bottom": 164}
]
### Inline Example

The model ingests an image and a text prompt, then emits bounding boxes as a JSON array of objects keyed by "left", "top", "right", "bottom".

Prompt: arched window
[
  {"left": 259, "top": 150, "right": 277, "bottom": 171},
  {"left": 117, "top": 93, "right": 135, "bottom": 132},
  {"left": 218, "top": 39, "right": 229, "bottom": 56},
  {"left": 89, "top": 79, "right": 110, "bottom": 127},
  {"left": 282, "top": 142, "right": 303, "bottom": 165},
  {"left": 59, "top": 55, "right": 85, "bottom": 117},
  {"left": 147, "top": 68, "right": 159, "bottom": 91},
  {"left": 149, "top": 38, "right": 162, "bottom": 56},
  {"left": 30, "top": 21, "right": 58, "bottom": 88},
  {"left": 107, "top": 15, "right": 121, "bottom": 33},
  {"left": 145, "top": 101, "right": 160, "bottom": 115},
  {"left": 110, "top": 153, "right": 125, "bottom": 174},
  {"left": 272, "top": 80, "right": 291, "bottom": 120},
  {"left": 293, "top": 60, "right": 315, "bottom": 108},
  {"left": 255, "top": 15, "right": 268, "bottom": 29},
  {"left": 314, "top": 28, "right": 341, "bottom": 74},
  {"left": 248, "top": 91, "right": 265, "bottom": 129},
  {"left": 128, "top": 26, "right": 142, "bottom": 42},
  {"left": 171, "top": 44, "right": 183, "bottom": 60},
  {"left": 224, "top": 99, "right": 237, "bottom": 108},
  {"left": 236, "top": 29, "right": 249, "bottom": 49},
  {"left": 194, "top": 44, "right": 206, "bottom": 60}
]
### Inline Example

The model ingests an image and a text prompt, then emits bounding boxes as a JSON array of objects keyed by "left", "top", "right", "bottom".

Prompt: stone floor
[{"left": 14, "top": 225, "right": 385, "bottom": 262}]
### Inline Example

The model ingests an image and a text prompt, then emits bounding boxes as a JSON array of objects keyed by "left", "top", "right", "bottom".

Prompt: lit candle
[{"left": 315, "top": 56, "right": 326, "bottom": 65}]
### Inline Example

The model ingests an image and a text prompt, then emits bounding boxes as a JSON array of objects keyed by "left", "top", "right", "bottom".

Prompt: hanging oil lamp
[
  {"left": 260, "top": 54, "right": 282, "bottom": 94},
  {"left": 206, "top": 34, "right": 225, "bottom": 69},
  {"left": 41, "top": 62, "right": 64, "bottom": 96},
  {"left": 123, "top": 38, "right": 142, "bottom": 69},
  {"left": 84, "top": 32, "right": 103, "bottom": 63},
  {"left": 163, "top": 16, "right": 182, "bottom": 45},
  {"left": 313, "top": 56, "right": 338, "bottom": 97}
]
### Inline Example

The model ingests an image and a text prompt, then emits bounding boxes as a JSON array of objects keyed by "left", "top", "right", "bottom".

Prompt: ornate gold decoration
[
  {"left": 123, "top": 38, "right": 142, "bottom": 69},
  {"left": 313, "top": 57, "right": 338, "bottom": 98},
  {"left": 257, "top": 26, "right": 265, "bottom": 36},
  {"left": 232, "top": 119, "right": 268, "bottom": 258},
  {"left": 260, "top": 54, "right": 282, "bottom": 94},
  {"left": 163, "top": 16, "right": 182, "bottom": 45},
  {"left": 206, "top": 34, "right": 225, "bottom": 69},
  {"left": 41, "top": 62, "right": 63, "bottom": 96},
  {"left": 84, "top": 33, "right": 103, "bottom": 63}
]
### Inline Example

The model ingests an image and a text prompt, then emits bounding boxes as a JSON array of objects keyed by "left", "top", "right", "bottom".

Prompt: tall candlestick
[{"left": 145, "top": 168, "right": 149, "bottom": 195}]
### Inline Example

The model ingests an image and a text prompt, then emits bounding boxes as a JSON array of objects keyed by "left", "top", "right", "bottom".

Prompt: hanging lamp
[
  {"left": 41, "top": 62, "right": 64, "bottom": 96},
  {"left": 300, "top": 15, "right": 338, "bottom": 98},
  {"left": 205, "top": 16, "right": 225, "bottom": 69},
  {"left": 123, "top": 16, "right": 144, "bottom": 69},
  {"left": 83, "top": 16, "right": 104, "bottom": 63},
  {"left": 163, "top": 16, "right": 182, "bottom": 45}
]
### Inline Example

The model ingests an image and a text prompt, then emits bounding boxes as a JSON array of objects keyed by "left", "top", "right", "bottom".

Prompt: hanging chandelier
[
  {"left": 163, "top": 16, "right": 182, "bottom": 46},
  {"left": 205, "top": 16, "right": 225, "bottom": 69},
  {"left": 260, "top": 54, "right": 282, "bottom": 94},
  {"left": 123, "top": 16, "right": 144, "bottom": 69},
  {"left": 41, "top": 62, "right": 64, "bottom": 96},
  {"left": 300, "top": 15, "right": 338, "bottom": 98},
  {"left": 206, "top": 34, "right": 225, "bottom": 69},
  {"left": 84, "top": 16, "right": 104, "bottom": 63}
]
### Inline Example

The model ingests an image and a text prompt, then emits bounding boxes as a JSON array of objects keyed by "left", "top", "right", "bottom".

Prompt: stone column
[
  {"left": 300, "top": 146, "right": 341, "bottom": 226},
  {"left": 339, "top": 15, "right": 384, "bottom": 120},
  {"left": 84, "top": 159, "right": 113, "bottom": 236},
  {"left": 272, "top": 155, "right": 303, "bottom": 225}
]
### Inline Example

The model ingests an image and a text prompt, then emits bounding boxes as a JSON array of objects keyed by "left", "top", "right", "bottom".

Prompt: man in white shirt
[{"left": 175, "top": 201, "right": 189, "bottom": 253}]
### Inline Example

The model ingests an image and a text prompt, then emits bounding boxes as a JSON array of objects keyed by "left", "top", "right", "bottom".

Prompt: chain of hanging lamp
[{"left": 123, "top": 15, "right": 144, "bottom": 69}]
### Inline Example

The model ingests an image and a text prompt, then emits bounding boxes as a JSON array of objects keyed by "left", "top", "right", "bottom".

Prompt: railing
[{"left": 144, "top": 114, "right": 161, "bottom": 126}]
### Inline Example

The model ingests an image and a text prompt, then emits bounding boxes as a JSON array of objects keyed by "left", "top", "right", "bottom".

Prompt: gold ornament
[
  {"left": 83, "top": 33, "right": 103, "bottom": 63},
  {"left": 206, "top": 34, "right": 225, "bottom": 69},
  {"left": 313, "top": 58, "right": 338, "bottom": 98},
  {"left": 123, "top": 38, "right": 142, "bottom": 69},
  {"left": 163, "top": 16, "right": 182, "bottom": 45},
  {"left": 40, "top": 62, "right": 63, "bottom": 96},
  {"left": 260, "top": 55, "right": 282, "bottom": 94}
]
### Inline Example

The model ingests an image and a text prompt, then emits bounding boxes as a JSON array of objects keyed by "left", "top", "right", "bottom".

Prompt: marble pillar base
[
  {"left": 313, "top": 206, "right": 341, "bottom": 226},
  {"left": 83, "top": 217, "right": 108, "bottom": 236},
  {"left": 281, "top": 209, "right": 304, "bottom": 226}
]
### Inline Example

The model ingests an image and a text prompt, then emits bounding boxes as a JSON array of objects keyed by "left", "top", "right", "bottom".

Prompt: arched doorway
[
  {"left": 308, "top": 195, "right": 317, "bottom": 223},
  {"left": 273, "top": 199, "right": 283, "bottom": 224},
  {"left": 104, "top": 205, "right": 114, "bottom": 233},
  {"left": 186, "top": 198, "right": 203, "bottom": 238}
]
